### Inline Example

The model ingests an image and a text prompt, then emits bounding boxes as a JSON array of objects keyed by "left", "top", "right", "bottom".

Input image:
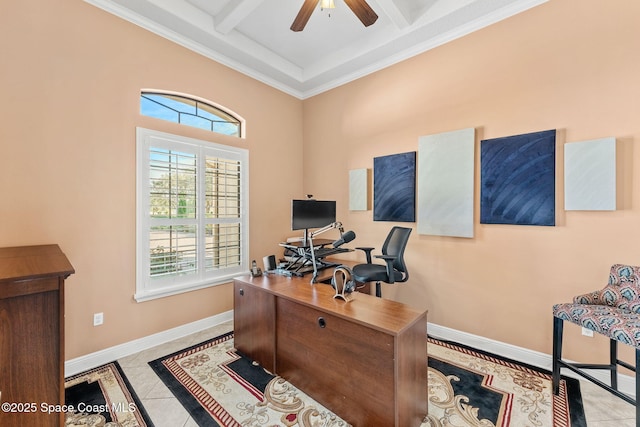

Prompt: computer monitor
[{"left": 291, "top": 199, "right": 336, "bottom": 231}]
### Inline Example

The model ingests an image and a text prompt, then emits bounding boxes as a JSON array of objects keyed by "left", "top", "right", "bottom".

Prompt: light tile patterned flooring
[{"left": 117, "top": 320, "right": 636, "bottom": 427}]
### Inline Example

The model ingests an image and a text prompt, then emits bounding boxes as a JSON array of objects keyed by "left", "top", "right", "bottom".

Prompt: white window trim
[{"left": 135, "top": 127, "right": 249, "bottom": 302}]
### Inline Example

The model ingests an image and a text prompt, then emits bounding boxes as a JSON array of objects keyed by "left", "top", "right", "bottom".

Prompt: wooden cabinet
[
  {"left": 0, "top": 245, "right": 74, "bottom": 427},
  {"left": 233, "top": 273, "right": 427, "bottom": 427}
]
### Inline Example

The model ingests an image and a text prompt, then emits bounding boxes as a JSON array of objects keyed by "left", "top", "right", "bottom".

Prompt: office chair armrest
[
  {"left": 375, "top": 255, "right": 397, "bottom": 284},
  {"left": 355, "top": 247, "right": 375, "bottom": 264}
]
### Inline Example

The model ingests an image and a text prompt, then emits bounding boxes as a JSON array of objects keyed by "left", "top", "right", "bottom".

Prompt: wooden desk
[
  {"left": 233, "top": 272, "right": 427, "bottom": 427},
  {"left": 0, "top": 245, "right": 75, "bottom": 427}
]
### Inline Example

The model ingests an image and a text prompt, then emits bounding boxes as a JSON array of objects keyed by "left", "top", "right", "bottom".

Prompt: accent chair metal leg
[
  {"left": 552, "top": 316, "right": 564, "bottom": 395},
  {"left": 610, "top": 338, "right": 618, "bottom": 390}
]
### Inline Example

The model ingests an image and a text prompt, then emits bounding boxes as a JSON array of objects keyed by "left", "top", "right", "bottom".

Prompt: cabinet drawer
[
  {"left": 276, "top": 298, "right": 395, "bottom": 426},
  {"left": 0, "top": 277, "right": 59, "bottom": 300}
]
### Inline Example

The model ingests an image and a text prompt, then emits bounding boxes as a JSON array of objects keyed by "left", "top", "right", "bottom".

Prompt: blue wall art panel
[
  {"left": 565, "top": 137, "right": 616, "bottom": 211},
  {"left": 418, "top": 128, "right": 475, "bottom": 238},
  {"left": 374, "top": 152, "right": 416, "bottom": 222},
  {"left": 480, "top": 129, "right": 556, "bottom": 226}
]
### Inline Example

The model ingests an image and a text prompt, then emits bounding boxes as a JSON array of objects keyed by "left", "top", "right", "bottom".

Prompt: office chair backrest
[{"left": 381, "top": 226, "right": 412, "bottom": 281}]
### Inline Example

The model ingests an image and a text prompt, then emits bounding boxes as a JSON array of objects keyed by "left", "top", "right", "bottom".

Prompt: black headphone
[{"left": 331, "top": 265, "right": 356, "bottom": 294}]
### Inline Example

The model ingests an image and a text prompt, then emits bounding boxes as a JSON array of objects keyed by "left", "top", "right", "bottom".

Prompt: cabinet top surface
[
  {"left": 234, "top": 273, "right": 427, "bottom": 335},
  {"left": 0, "top": 244, "right": 75, "bottom": 282}
]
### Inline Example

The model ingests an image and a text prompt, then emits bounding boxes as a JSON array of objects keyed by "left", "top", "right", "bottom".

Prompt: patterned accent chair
[{"left": 552, "top": 264, "right": 640, "bottom": 423}]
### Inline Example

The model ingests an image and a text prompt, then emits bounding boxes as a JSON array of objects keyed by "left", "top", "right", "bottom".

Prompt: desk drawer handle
[
  {"left": 239, "top": 288, "right": 244, "bottom": 296},
  {"left": 318, "top": 317, "right": 326, "bottom": 328}
]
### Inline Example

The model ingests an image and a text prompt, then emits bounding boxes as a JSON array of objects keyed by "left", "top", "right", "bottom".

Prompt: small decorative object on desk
[{"left": 331, "top": 265, "right": 356, "bottom": 302}]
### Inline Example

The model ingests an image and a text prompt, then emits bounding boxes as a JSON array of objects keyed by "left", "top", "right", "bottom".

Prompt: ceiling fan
[{"left": 291, "top": 0, "right": 379, "bottom": 32}]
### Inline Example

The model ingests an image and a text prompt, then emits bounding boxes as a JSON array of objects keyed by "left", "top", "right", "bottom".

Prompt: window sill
[{"left": 134, "top": 275, "right": 235, "bottom": 302}]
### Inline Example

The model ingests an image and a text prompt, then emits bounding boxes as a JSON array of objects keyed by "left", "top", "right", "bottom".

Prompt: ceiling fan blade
[
  {"left": 343, "top": 0, "right": 378, "bottom": 27},
  {"left": 291, "top": 0, "right": 320, "bottom": 32}
]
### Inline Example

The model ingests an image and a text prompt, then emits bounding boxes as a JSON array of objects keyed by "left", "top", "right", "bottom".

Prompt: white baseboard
[
  {"left": 65, "top": 310, "right": 233, "bottom": 377},
  {"left": 428, "top": 322, "right": 635, "bottom": 398}
]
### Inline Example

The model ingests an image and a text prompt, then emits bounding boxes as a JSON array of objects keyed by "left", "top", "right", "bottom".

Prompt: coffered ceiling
[{"left": 84, "top": 0, "right": 547, "bottom": 99}]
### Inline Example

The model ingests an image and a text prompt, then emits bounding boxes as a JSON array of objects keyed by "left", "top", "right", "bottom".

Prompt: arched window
[
  {"left": 140, "top": 91, "right": 243, "bottom": 137},
  {"left": 136, "top": 92, "right": 247, "bottom": 302}
]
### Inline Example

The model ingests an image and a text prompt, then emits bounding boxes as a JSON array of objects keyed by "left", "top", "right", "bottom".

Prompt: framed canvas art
[
  {"left": 480, "top": 129, "right": 556, "bottom": 226},
  {"left": 349, "top": 168, "right": 369, "bottom": 211},
  {"left": 565, "top": 137, "right": 616, "bottom": 211},
  {"left": 418, "top": 128, "right": 475, "bottom": 238},
  {"left": 373, "top": 152, "right": 416, "bottom": 222}
]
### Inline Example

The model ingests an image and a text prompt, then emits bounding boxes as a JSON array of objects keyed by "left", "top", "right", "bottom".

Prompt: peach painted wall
[
  {"left": 2, "top": 0, "right": 638, "bottom": 366},
  {"left": 0, "top": 0, "right": 303, "bottom": 359},
  {"left": 302, "top": 0, "right": 640, "bottom": 362}
]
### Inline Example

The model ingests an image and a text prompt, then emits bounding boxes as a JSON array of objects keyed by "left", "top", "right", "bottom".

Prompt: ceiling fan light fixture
[
  {"left": 292, "top": 0, "right": 376, "bottom": 31},
  {"left": 320, "top": 0, "right": 336, "bottom": 9}
]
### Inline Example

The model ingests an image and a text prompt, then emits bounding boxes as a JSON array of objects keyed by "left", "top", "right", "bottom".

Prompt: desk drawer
[{"left": 276, "top": 298, "right": 395, "bottom": 426}]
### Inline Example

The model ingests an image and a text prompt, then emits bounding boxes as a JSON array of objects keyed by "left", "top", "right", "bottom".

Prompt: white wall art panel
[
  {"left": 349, "top": 168, "right": 368, "bottom": 211},
  {"left": 418, "top": 128, "right": 475, "bottom": 237},
  {"left": 565, "top": 137, "right": 616, "bottom": 211}
]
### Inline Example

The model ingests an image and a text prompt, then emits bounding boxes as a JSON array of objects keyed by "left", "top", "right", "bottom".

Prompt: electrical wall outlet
[
  {"left": 93, "top": 312, "right": 104, "bottom": 326},
  {"left": 581, "top": 327, "right": 594, "bottom": 337}
]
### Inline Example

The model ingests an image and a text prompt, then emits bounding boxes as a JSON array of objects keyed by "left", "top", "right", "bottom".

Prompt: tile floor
[{"left": 117, "top": 320, "right": 636, "bottom": 427}]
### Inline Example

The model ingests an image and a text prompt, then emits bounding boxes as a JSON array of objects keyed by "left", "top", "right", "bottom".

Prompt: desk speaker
[{"left": 263, "top": 255, "right": 276, "bottom": 271}]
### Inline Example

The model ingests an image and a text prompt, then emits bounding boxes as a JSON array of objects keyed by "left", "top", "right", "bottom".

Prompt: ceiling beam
[
  {"left": 215, "top": 0, "right": 264, "bottom": 35},
  {"left": 374, "top": 0, "right": 411, "bottom": 29}
]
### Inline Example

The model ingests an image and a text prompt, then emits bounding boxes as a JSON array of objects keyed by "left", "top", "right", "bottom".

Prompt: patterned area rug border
[
  {"left": 149, "top": 331, "right": 238, "bottom": 426},
  {"left": 64, "top": 360, "right": 155, "bottom": 426},
  {"left": 427, "top": 336, "right": 586, "bottom": 427}
]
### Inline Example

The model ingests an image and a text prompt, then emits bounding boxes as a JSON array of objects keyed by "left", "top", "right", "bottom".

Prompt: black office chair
[{"left": 352, "top": 226, "right": 412, "bottom": 298}]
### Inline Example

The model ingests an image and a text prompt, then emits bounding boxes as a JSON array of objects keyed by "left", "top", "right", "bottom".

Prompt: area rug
[
  {"left": 426, "top": 337, "right": 586, "bottom": 427},
  {"left": 149, "top": 332, "right": 586, "bottom": 427},
  {"left": 149, "top": 331, "right": 348, "bottom": 427},
  {"left": 64, "top": 361, "right": 154, "bottom": 426}
]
